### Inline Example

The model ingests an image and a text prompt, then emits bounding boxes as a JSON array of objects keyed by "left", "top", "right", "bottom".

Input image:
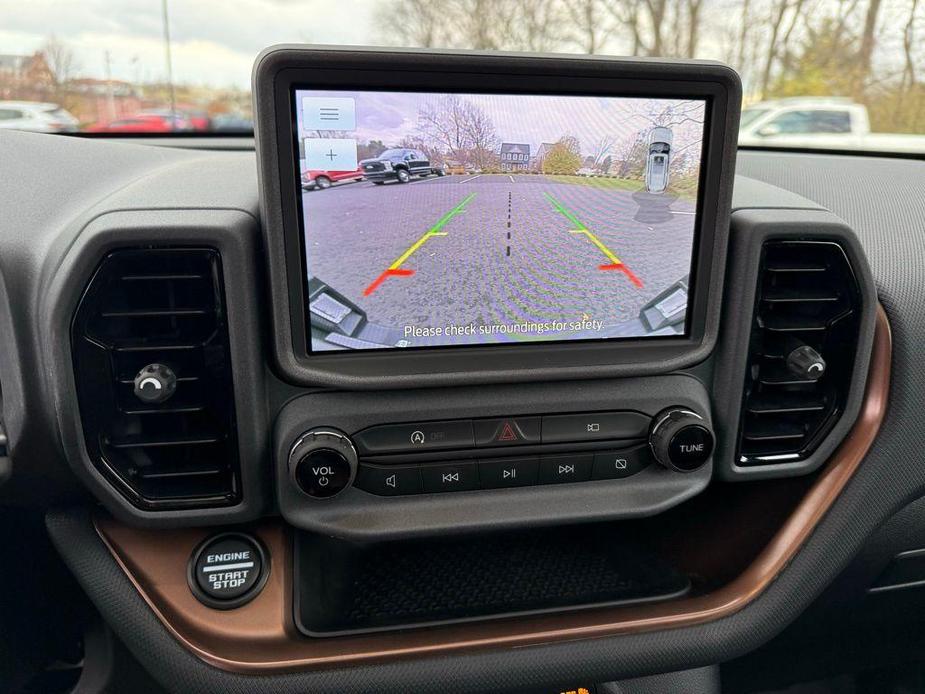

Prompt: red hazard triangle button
[
  {"left": 497, "top": 421, "right": 519, "bottom": 442},
  {"left": 474, "top": 417, "right": 541, "bottom": 447}
]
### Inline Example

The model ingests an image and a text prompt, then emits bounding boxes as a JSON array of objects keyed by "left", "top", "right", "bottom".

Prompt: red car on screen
[{"left": 301, "top": 167, "right": 364, "bottom": 190}]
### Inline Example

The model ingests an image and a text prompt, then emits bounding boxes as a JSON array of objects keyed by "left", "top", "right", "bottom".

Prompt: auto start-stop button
[{"left": 188, "top": 533, "right": 268, "bottom": 609}]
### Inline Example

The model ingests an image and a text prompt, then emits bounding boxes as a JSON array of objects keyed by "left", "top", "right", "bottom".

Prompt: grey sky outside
[
  {"left": 2, "top": 0, "right": 921, "bottom": 113},
  {"left": 0, "top": 0, "right": 731, "bottom": 92},
  {"left": 0, "top": 0, "right": 377, "bottom": 89}
]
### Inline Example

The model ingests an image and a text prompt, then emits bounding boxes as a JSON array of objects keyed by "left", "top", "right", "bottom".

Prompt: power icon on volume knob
[{"left": 289, "top": 429, "right": 357, "bottom": 499}]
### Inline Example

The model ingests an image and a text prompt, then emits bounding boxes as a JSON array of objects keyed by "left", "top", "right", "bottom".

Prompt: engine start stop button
[{"left": 188, "top": 533, "right": 268, "bottom": 609}]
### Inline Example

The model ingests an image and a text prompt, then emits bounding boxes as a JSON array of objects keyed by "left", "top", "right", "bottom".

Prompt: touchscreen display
[{"left": 293, "top": 88, "right": 707, "bottom": 352}]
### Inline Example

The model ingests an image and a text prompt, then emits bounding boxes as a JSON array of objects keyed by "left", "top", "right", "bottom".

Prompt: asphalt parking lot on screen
[{"left": 302, "top": 173, "right": 696, "bottom": 343}]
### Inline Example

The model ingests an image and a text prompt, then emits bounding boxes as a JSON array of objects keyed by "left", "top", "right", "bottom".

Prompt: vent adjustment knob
[
  {"left": 133, "top": 363, "right": 177, "bottom": 404},
  {"left": 786, "top": 343, "right": 827, "bottom": 381},
  {"left": 649, "top": 408, "right": 714, "bottom": 473}
]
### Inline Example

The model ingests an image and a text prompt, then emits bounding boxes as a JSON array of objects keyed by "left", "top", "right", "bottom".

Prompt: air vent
[
  {"left": 737, "top": 241, "right": 862, "bottom": 466},
  {"left": 71, "top": 248, "right": 239, "bottom": 509}
]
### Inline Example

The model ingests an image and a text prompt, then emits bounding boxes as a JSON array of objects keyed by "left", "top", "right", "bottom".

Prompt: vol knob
[
  {"left": 649, "top": 408, "right": 714, "bottom": 473},
  {"left": 289, "top": 429, "right": 357, "bottom": 499}
]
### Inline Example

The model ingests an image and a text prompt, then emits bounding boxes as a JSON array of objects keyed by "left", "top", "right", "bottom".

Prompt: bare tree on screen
[
  {"left": 464, "top": 102, "right": 502, "bottom": 169},
  {"left": 589, "top": 134, "right": 617, "bottom": 168},
  {"left": 418, "top": 95, "right": 474, "bottom": 160},
  {"left": 417, "top": 95, "right": 500, "bottom": 169}
]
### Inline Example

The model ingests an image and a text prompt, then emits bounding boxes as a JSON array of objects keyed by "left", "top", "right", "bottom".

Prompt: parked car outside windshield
[{"left": 0, "top": 0, "right": 923, "bottom": 154}]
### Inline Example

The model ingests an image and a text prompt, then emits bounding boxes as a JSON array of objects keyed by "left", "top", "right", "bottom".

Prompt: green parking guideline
[{"left": 363, "top": 192, "right": 476, "bottom": 296}]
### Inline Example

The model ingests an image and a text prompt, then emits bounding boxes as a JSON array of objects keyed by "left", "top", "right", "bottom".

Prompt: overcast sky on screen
[{"left": 298, "top": 90, "right": 707, "bottom": 158}]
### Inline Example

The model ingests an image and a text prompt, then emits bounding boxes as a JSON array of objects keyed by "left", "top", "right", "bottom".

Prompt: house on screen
[{"left": 500, "top": 142, "right": 531, "bottom": 172}]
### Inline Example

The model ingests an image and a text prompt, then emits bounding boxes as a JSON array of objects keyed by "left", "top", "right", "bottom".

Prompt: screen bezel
[{"left": 255, "top": 46, "right": 740, "bottom": 388}]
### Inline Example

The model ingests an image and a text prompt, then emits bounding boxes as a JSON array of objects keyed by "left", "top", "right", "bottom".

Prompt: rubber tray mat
[{"left": 295, "top": 524, "right": 690, "bottom": 636}]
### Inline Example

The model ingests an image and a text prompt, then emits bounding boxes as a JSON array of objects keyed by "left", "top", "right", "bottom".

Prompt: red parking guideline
[
  {"left": 362, "top": 193, "right": 476, "bottom": 297},
  {"left": 543, "top": 192, "right": 643, "bottom": 289},
  {"left": 598, "top": 263, "right": 643, "bottom": 288},
  {"left": 363, "top": 268, "right": 414, "bottom": 297}
]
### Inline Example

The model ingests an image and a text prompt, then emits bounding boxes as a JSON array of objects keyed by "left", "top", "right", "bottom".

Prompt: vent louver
[
  {"left": 71, "top": 248, "right": 240, "bottom": 509},
  {"left": 737, "top": 241, "right": 862, "bottom": 466}
]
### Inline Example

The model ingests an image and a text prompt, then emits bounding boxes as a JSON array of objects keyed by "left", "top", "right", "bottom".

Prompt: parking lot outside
[{"left": 303, "top": 173, "right": 696, "bottom": 345}]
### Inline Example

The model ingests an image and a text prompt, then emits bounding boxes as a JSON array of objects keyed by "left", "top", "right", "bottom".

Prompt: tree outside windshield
[{"left": 0, "top": 0, "right": 922, "bottom": 150}]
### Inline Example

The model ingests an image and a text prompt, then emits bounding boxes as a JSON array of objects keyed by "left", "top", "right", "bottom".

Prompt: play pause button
[{"left": 478, "top": 457, "right": 538, "bottom": 488}]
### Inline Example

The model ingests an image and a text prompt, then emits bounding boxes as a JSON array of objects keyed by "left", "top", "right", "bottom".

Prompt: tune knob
[
  {"left": 288, "top": 429, "right": 357, "bottom": 499},
  {"left": 649, "top": 408, "right": 714, "bottom": 473}
]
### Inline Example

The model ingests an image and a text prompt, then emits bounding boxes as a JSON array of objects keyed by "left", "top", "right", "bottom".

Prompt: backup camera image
[{"left": 294, "top": 88, "right": 707, "bottom": 352}]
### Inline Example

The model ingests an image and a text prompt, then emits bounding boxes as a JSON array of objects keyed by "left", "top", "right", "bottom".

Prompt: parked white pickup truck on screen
[{"left": 738, "top": 97, "right": 925, "bottom": 154}]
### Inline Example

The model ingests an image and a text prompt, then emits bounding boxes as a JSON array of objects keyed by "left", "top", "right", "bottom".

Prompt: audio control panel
[
  {"left": 287, "top": 409, "right": 714, "bottom": 500},
  {"left": 355, "top": 444, "right": 651, "bottom": 497},
  {"left": 274, "top": 377, "right": 715, "bottom": 539}
]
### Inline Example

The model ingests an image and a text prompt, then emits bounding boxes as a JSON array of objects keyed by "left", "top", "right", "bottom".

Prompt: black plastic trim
[
  {"left": 713, "top": 209, "right": 877, "bottom": 480},
  {"left": 274, "top": 375, "right": 713, "bottom": 540},
  {"left": 292, "top": 526, "right": 690, "bottom": 637},
  {"left": 70, "top": 248, "right": 241, "bottom": 510},
  {"left": 41, "top": 209, "right": 268, "bottom": 527},
  {"left": 736, "top": 241, "right": 862, "bottom": 465},
  {"left": 738, "top": 144, "right": 925, "bottom": 162}
]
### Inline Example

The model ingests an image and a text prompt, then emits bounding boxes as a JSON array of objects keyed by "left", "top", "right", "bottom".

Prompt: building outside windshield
[{"left": 0, "top": 0, "right": 923, "bottom": 153}]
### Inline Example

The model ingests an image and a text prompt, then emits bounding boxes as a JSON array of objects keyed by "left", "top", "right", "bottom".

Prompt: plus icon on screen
[{"left": 303, "top": 137, "right": 358, "bottom": 171}]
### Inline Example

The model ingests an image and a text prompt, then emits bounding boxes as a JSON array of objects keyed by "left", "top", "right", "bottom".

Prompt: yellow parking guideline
[
  {"left": 545, "top": 191, "right": 624, "bottom": 265},
  {"left": 546, "top": 191, "right": 643, "bottom": 288},
  {"left": 388, "top": 234, "right": 433, "bottom": 270},
  {"left": 570, "top": 228, "right": 623, "bottom": 266},
  {"left": 388, "top": 192, "right": 475, "bottom": 270}
]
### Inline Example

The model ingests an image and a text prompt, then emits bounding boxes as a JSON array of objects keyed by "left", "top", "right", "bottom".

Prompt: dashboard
[{"left": 0, "top": 46, "right": 922, "bottom": 694}]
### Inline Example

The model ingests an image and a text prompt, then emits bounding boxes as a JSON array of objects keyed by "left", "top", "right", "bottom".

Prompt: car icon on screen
[{"left": 645, "top": 126, "right": 673, "bottom": 194}]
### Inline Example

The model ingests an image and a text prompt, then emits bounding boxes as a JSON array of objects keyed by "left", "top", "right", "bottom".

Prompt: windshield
[
  {"left": 740, "top": 109, "right": 770, "bottom": 130},
  {"left": 1, "top": 0, "right": 923, "bottom": 153}
]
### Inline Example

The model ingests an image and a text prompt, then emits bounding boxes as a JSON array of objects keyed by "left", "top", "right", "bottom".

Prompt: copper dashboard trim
[{"left": 95, "top": 306, "right": 891, "bottom": 674}]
